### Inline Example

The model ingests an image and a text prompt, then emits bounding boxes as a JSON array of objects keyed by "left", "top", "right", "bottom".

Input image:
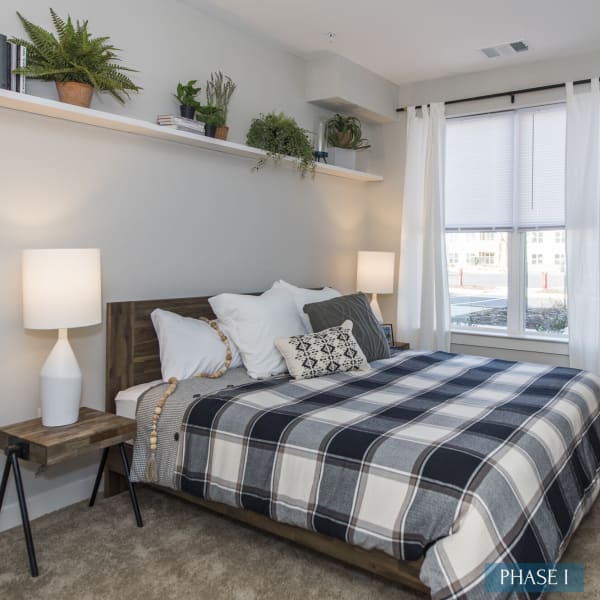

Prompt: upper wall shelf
[{"left": 0, "top": 89, "right": 383, "bottom": 183}]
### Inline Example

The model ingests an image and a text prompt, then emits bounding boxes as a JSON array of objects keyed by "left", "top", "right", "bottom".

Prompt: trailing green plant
[
  {"left": 174, "top": 80, "right": 201, "bottom": 109},
  {"left": 9, "top": 8, "right": 140, "bottom": 104},
  {"left": 246, "top": 112, "right": 315, "bottom": 177},
  {"left": 205, "top": 71, "right": 236, "bottom": 124},
  {"left": 327, "top": 113, "right": 370, "bottom": 150},
  {"left": 196, "top": 105, "right": 225, "bottom": 127}
]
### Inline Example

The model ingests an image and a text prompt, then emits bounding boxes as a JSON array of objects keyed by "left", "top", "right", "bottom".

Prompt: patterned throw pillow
[{"left": 274, "top": 320, "right": 370, "bottom": 380}]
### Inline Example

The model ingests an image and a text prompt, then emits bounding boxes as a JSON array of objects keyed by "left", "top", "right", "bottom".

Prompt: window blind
[
  {"left": 445, "top": 105, "right": 566, "bottom": 231},
  {"left": 445, "top": 111, "right": 514, "bottom": 230}
]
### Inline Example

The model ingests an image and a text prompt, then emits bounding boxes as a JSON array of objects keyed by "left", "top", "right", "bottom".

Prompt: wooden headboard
[
  {"left": 105, "top": 288, "right": 326, "bottom": 413},
  {"left": 105, "top": 296, "right": 218, "bottom": 413}
]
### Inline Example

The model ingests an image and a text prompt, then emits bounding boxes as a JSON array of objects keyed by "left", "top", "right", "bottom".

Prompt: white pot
[{"left": 329, "top": 147, "right": 357, "bottom": 170}]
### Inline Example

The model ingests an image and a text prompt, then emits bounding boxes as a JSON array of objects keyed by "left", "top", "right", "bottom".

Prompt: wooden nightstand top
[
  {"left": 392, "top": 342, "right": 410, "bottom": 350},
  {"left": 0, "top": 408, "right": 135, "bottom": 466}
]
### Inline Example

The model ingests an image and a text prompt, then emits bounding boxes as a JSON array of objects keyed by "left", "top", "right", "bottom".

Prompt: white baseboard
[{"left": 0, "top": 475, "right": 98, "bottom": 533}]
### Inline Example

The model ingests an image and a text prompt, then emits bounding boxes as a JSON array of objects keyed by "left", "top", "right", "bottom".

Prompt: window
[
  {"left": 478, "top": 251, "right": 496, "bottom": 265},
  {"left": 445, "top": 105, "right": 567, "bottom": 337},
  {"left": 447, "top": 232, "right": 508, "bottom": 329},
  {"left": 530, "top": 232, "right": 544, "bottom": 243}
]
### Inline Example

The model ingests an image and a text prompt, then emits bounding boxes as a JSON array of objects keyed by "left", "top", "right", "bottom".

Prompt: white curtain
[
  {"left": 566, "top": 79, "right": 600, "bottom": 373},
  {"left": 397, "top": 103, "right": 450, "bottom": 351}
]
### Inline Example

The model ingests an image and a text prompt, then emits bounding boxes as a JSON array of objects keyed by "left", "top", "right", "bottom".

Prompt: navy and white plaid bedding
[{"left": 171, "top": 351, "right": 600, "bottom": 599}]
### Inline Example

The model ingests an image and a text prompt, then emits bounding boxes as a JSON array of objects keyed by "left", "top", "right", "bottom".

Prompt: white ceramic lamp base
[
  {"left": 369, "top": 293, "right": 384, "bottom": 323},
  {"left": 40, "top": 329, "right": 81, "bottom": 427}
]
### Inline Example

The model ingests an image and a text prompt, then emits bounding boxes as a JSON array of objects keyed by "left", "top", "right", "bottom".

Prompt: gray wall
[{"left": 0, "top": 0, "right": 377, "bottom": 530}]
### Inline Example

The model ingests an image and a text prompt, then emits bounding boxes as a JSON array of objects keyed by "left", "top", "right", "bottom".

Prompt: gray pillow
[{"left": 303, "top": 293, "right": 391, "bottom": 362}]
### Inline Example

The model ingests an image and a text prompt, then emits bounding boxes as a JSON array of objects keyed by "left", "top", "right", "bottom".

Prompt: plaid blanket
[{"left": 172, "top": 351, "right": 600, "bottom": 599}]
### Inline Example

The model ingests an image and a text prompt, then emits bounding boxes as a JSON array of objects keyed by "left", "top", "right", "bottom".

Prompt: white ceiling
[{"left": 185, "top": 0, "right": 600, "bottom": 85}]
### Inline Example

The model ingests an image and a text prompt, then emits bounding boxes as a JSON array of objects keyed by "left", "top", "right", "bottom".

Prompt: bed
[{"left": 104, "top": 295, "right": 600, "bottom": 599}]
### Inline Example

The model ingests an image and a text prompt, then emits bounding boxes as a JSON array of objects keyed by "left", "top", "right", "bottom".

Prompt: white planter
[{"left": 329, "top": 147, "right": 357, "bottom": 170}]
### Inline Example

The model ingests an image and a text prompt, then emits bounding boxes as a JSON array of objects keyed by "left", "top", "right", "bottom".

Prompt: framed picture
[{"left": 380, "top": 323, "right": 394, "bottom": 346}]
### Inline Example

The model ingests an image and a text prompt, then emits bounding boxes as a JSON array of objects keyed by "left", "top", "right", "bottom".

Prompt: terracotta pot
[
  {"left": 55, "top": 82, "right": 94, "bottom": 108},
  {"left": 333, "top": 131, "right": 352, "bottom": 147},
  {"left": 215, "top": 126, "right": 229, "bottom": 141}
]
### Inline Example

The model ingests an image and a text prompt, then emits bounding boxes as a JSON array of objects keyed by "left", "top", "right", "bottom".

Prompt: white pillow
[
  {"left": 209, "top": 287, "right": 306, "bottom": 379},
  {"left": 151, "top": 309, "right": 242, "bottom": 382},
  {"left": 273, "top": 280, "right": 341, "bottom": 331}
]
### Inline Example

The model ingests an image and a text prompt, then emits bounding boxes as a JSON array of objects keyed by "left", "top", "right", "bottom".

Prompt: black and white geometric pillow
[{"left": 274, "top": 320, "right": 369, "bottom": 380}]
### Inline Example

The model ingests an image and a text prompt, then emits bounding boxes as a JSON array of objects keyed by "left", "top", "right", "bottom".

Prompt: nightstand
[
  {"left": 391, "top": 342, "right": 410, "bottom": 350},
  {"left": 0, "top": 407, "right": 142, "bottom": 577}
]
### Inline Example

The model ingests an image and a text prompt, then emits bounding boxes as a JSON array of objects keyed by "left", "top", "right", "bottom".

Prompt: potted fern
[
  {"left": 205, "top": 71, "right": 236, "bottom": 140},
  {"left": 327, "top": 114, "right": 371, "bottom": 170},
  {"left": 9, "top": 9, "right": 140, "bottom": 108},
  {"left": 246, "top": 112, "right": 315, "bottom": 177}
]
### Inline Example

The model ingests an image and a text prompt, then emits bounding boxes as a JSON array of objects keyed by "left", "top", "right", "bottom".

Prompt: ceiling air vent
[
  {"left": 481, "top": 46, "right": 501, "bottom": 58},
  {"left": 509, "top": 40, "right": 529, "bottom": 53},
  {"left": 480, "top": 40, "right": 529, "bottom": 59}
]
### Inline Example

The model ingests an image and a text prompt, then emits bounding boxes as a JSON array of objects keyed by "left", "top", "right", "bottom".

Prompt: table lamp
[
  {"left": 356, "top": 251, "right": 395, "bottom": 323},
  {"left": 22, "top": 249, "right": 101, "bottom": 427}
]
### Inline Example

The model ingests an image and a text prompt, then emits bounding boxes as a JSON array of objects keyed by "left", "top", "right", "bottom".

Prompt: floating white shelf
[{"left": 0, "top": 89, "right": 383, "bottom": 183}]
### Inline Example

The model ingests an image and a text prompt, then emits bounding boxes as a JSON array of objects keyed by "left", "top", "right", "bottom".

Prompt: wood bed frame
[{"left": 104, "top": 295, "right": 428, "bottom": 595}]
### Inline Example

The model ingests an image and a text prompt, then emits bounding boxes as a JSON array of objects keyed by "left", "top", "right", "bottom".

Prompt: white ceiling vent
[{"left": 480, "top": 40, "right": 529, "bottom": 59}]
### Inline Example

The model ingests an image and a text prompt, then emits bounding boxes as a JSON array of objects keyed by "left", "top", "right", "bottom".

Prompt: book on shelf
[
  {"left": 0, "top": 35, "right": 7, "bottom": 90},
  {"left": 1, "top": 33, "right": 26, "bottom": 93},
  {"left": 157, "top": 114, "right": 206, "bottom": 135},
  {"left": 17, "top": 44, "right": 26, "bottom": 94},
  {"left": 9, "top": 42, "right": 17, "bottom": 91}
]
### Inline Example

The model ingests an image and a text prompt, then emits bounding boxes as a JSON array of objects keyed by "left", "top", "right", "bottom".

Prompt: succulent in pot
[
  {"left": 205, "top": 71, "right": 236, "bottom": 140},
  {"left": 174, "top": 80, "right": 201, "bottom": 119},
  {"left": 9, "top": 9, "right": 140, "bottom": 108},
  {"left": 326, "top": 113, "right": 370, "bottom": 170},
  {"left": 196, "top": 105, "right": 225, "bottom": 138}
]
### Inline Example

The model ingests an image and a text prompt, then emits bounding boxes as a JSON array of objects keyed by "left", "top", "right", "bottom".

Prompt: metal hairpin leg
[
  {"left": 0, "top": 445, "right": 39, "bottom": 577},
  {"left": 89, "top": 444, "right": 143, "bottom": 528},
  {"left": 89, "top": 447, "right": 109, "bottom": 508},
  {"left": 118, "top": 443, "right": 143, "bottom": 528},
  {"left": 0, "top": 451, "right": 12, "bottom": 511}
]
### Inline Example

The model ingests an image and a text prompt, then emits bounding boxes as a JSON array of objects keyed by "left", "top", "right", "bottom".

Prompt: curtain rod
[{"left": 395, "top": 78, "right": 593, "bottom": 112}]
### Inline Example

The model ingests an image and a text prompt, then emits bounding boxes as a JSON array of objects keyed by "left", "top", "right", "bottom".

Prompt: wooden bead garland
[
  {"left": 145, "top": 318, "right": 233, "bottom": 482},
  {"left": 193, "top": 318, "right": 233, "bottom": 379}
]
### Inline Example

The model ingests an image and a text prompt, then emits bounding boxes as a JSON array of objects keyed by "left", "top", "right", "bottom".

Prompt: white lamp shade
[
  {"left": 23, "top": 249, "right": 102, "bottom": 330},
  {"left": 356, "top": 251, "right": 395, "bottom": 294}
]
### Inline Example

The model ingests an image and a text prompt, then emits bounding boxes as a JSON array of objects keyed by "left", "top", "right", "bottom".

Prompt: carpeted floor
[{"left": 0, "top": 486, "right": 599, "bottom": 600}]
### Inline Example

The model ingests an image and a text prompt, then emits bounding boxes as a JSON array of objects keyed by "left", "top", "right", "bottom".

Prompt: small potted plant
[
  {"left": 9, "top": 9, "right": 140, "bottom": 107},
  {"left": 205, "top": 71, "right": 236, "bottom": 140},
  {"left": 246, "top": 112, "right": 315, "bottom": 177},
  {"left": 196, "top": 105, "right": 225, "bottom": 138},
  {"left": 327, "top": 113, "right": 371, "bottom": 170},
  {"left": 174, "top": 80, "right": 201, "bottom": 119}
]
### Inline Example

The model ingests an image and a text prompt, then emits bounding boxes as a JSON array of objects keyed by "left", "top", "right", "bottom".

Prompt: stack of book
[
  {"left": 157, "top": 115, "right": 206, "bottom": 136},
  {"left": 0, "top": 34, "right": 27, "bottom": 93}
]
